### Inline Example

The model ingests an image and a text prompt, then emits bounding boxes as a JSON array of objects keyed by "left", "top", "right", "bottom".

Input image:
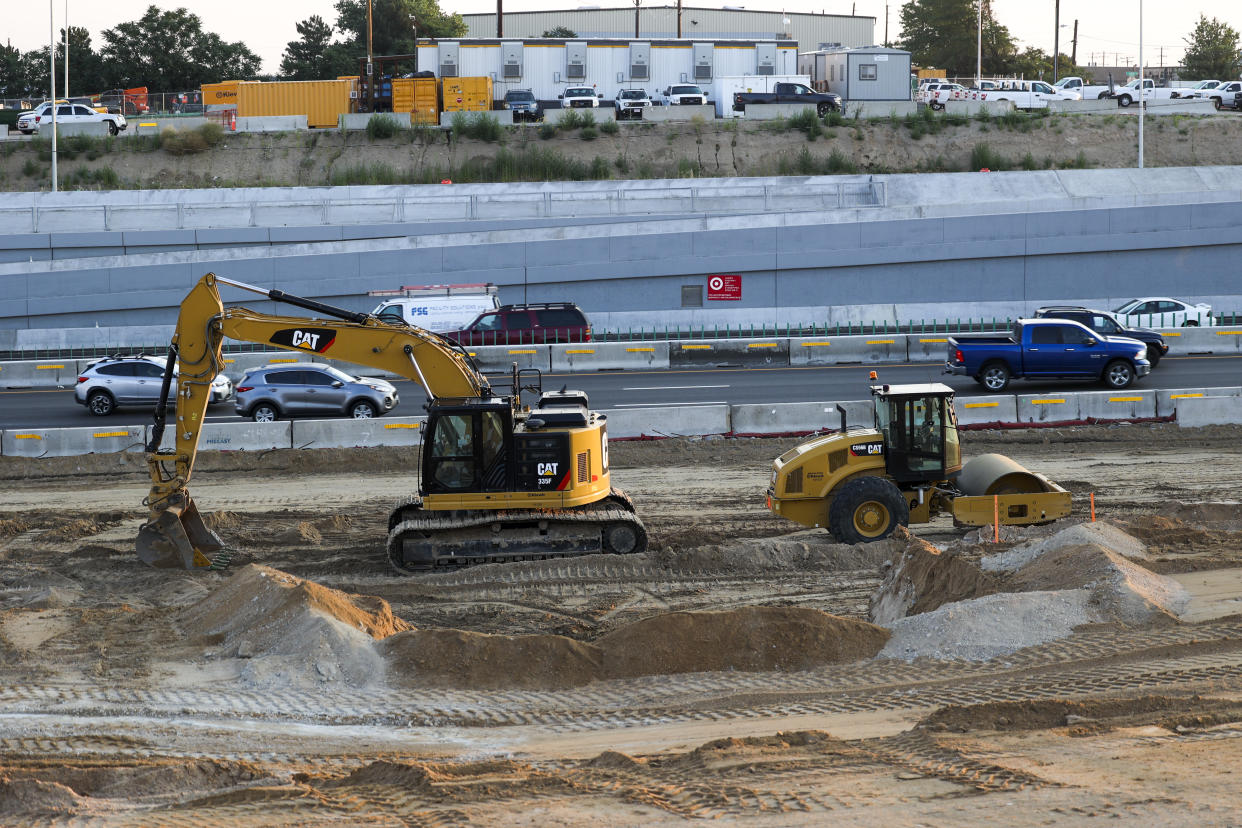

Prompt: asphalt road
[{"left": 5, "top": 353, "right": 1240, "bottom": 431}]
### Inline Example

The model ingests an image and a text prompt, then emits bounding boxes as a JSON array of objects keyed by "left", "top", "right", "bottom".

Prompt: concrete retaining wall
[
  {"left": 1156, "top": 386, "right": 1242, "bottom": 417},
  {"left": 235, "top": 116, "right": 308, "bottom": 133},
  {"left": 744, "top": 103, "right": 817, "bottom": 119},
  {"left": 146, "top": 421, "right": 292, "bottom": 452},
  {"left": 1047, "top": 99, "right": 1117, "bottom": 114},
  {"left": 439, "top": 111, "right": 513, "bottom": 127},
  {"left": 644, "top": 105, "right": 715, "bottom": 122},
  {"left": 1016, "top": 393, "right": 1079, "bottom": 424},
  {"left": 1076, "top": 389, "right": 1157, "bottom": 420},
  {"left": 1176, "top": 395, "right": 1242, "bottom": 427},
  {"left": 129, "top": 117, "right": 208, "bottom": 135},
  {"left": 851, "top": 101, "right": 918, "bottom": 118},
  {"left": 291, "top": 416, "right": 425, "bottom": 448},
  {"left": 0, "top": 359, "right": 82, "bottom": 388},
  {"left": 943, "top": 100, "right": 1016, "bottom": 116},
  {"left": 788, "top": 335, "right": 906, "bottom": 366}
]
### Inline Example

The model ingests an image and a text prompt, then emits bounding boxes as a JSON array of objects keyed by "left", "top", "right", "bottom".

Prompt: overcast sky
[{"left": 8, "top": 0, "right": 1240, "bottom": 76}]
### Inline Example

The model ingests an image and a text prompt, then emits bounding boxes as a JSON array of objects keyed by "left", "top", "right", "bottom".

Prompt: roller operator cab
[{"left": 766, "top": 383, "right": 1071, "bottom": 543}]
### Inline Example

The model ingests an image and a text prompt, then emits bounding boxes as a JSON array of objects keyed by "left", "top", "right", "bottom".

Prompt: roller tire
[
  {"left": 1103, "top": 359, "right": 1135, "bottom": 389},
  {"left": 980, "top": 361, "right": 1011, "bottom": 392},
  {"left": 829, "top": 476, "right": 909, "bottom": 544}
]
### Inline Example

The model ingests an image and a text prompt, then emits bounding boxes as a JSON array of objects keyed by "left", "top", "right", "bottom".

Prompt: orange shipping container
[
  {"left": 235, "top": 80, "right": 353, "bottom": 128},
  {"left": 201, "top": 81, "right": 240, "bottom": 108},
  {"left": 440, "top": 76, "right": 493, "bottom": 112}
]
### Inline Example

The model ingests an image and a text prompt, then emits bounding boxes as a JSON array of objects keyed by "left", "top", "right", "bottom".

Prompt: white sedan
[{"left": 1112, "top": 297, "right": 1216, "bottom": 328}]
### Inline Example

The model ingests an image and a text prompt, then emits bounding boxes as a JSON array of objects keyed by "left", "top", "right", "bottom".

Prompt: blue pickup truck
[{"left": 945, "top": 318, "right": 1151, "bottom": 391}]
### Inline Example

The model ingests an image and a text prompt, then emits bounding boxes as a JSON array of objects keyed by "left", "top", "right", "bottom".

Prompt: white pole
[
  {"left": 49, "top": 0, "right": 57, "bottom": 192},
  {"left": 63, "top": 0, "right": 68, "bottom": 98},
  {"left": 1138, "top": 0, "right": 1144, "bottom": 168},
  {"left": 976, "top": 0, "right": 982, "bottom": 87}
]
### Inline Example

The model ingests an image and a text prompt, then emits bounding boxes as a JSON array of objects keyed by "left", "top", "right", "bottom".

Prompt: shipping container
[
  {"left": 235, "top": 80, "right": 354, "bottom": 128},
  {"left": 201, "top": 81, "right": 240, "bottom": 110},
  {"left": 441, "top": 76, "right": 494, "bottom": 111},
  {"left": 798, "top": 47, "right": 912, "bottom": 101},
  {"left": 392, "top": 77, "right": 439, "bottom": 123},
  {"left": 417, "top": 39, "right": 798, "bottom": 106}
]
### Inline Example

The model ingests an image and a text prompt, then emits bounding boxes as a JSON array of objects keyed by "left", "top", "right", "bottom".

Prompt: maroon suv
[{"left": 443, "top": 303, "right": 592, "bottom": 346}]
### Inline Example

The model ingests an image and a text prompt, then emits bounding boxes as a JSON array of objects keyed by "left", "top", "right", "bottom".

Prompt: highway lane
[{"left": 3, "top": 353, "right": 1239, "bottom": 430}]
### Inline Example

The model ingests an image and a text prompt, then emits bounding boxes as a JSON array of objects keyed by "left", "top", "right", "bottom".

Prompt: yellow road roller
[{"left": 765, "top": 383, "right": 1071, "bottom": 543}]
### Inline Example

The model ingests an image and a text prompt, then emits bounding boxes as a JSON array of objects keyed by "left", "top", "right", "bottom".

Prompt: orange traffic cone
[{"left": 229, "top": 111, "right": 237, "bottom": 131}]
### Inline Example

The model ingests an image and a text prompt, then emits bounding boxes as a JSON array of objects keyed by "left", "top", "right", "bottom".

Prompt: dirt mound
[
  {"left": 599, "top": 607, "right": 888, "bottom": 678},
  {"left": 671, "top": 530, "right": 903, "bottom": 573},
  {"left": 203, "top": 511, "right": 243, "bottom": 531},
  {"left": 922, "top": 695, "right": 1241, "bottom": 734},
  {"left": 326, "top": 760, "right": 436, "bottom": 791},
  {"left": 382, "top": 629, "right": 603, "bottom": 690},
  {"left": 0, "top": 517, "right": 31, "bottom": 536},
  {"left": 982, "top": 522, "right": 1148, "bottom": 573},
  {"left": 8, "top": 760, "right": 263, "bottom": 799},
  {"left": 274, "top": 522, "right": 323, "bottom": 545},
  {"left": 180, "top": 565, "right": 410, "bottom": 688},
  {"left": 1165, "top": 502, "right": 1242, "bottom": 525},
  {"left": 0, "top": 777, "right": 82, "bottom": 816},
  {"left": 869, "top": 531, "right": 1002, "bottom": 625},
  {"left": 37, "top": 515, "right": 120, "bottom": 543}
]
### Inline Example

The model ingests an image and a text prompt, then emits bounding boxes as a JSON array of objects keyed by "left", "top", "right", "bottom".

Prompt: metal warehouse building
[
  {"left": 798, "top": 46, "right": 913, "bottom": 100},
  {"left": 461, "top": 6, "right": 874, "bottom": 53},
  {"left": 416, "top": 38, "right": 799, "bottom": 102}
]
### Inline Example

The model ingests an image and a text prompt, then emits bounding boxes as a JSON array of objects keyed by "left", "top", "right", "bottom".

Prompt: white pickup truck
[
  {"left": 916, "top": 82, "right": 969, "bottom": 110},
  {"left": 1108, "top": 79, "right": 1178, "bottom": 107},
  {"left": 969, "top": 80, "right": 1077, "bottom": 110},
  {"left": 1184, "top": 80, "right": 1242, "bottom": 109},
  {"left": 1170, "top": 80, "right": 1220, "bottom": 98},
  {"left": 1052, "top": 76, "right": 1115, "bottom": 100}
]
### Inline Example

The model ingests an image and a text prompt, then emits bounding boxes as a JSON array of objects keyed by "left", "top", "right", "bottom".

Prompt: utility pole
[
  {"left": 676, "top": 0, "right": 682, "bottom": 38},
  {"left": 1071, "top": 20, "right": 1078, "bottom": 65},
  {"left": 497, "top": 0, "right": 503, "bottom": 37},
  {"left": 1138, "top": 0, "right": 1144, "bottom": 169},
  {"left": 49, "top": 0, "right": 57, "bottom": 192},
  {"left": 976, "top": 0, "right": 982, "bottom": 87},
  {"left": 884, "top": 4, "right": 889, "bottom": 47},
  {"left": 63, "top": 0, "right": 68, "bottom": 99},
  {"left": 1053, "top": 0, "right": 1059, "bottom": 82},
  {"left": 366, "top": 0, "right": 374, "bottom": 113}
]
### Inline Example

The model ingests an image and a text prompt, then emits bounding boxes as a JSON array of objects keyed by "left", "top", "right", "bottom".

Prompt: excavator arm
[{"left": 137, "top": 272, "right": 490, "bottom": 568}]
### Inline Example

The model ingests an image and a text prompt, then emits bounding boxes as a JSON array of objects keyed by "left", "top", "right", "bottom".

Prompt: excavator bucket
[{"left": 136, "top": 494, "right": 222, "bottom": 569}]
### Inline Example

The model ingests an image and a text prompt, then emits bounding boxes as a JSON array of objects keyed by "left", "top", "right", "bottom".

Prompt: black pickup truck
[{"left": 732, "top": 82, "right": 843, "bottom": 116}]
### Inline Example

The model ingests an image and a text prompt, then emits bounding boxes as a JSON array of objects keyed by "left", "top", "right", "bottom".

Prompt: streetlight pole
[
  {"left": 63, "top": 0, "right": 68, "bottom": 98},
  {"left": 976, "top": 0, "right": 982, "bottom": 87},
  {"left": 49, "top": 0, "right": 57, "bottom": 192},
  {"left": 366, "top": 0, "right": 374, "bottom": 113},
  {"left": 1137, "top": 0, "right": 1144, "bottom": 168},
  {"left": 1053, "top": 0, "right": 1059, "bottom": 82}
]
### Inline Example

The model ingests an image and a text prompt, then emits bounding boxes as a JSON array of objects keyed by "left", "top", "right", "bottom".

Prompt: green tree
[
  {"left": 1181, "top": 15, "right": 1242, "bottom": 80},
  {"left": 541, "top": 26, "right": 578, "bottom": 38},
  {"left": 334, "top": 0, "right": 466, "bottom": 55},
  {"left": 58, "top": 26, "right": 107, "bottom": 95},
  {"left": 99, "top": 5, "right": 260, "bottom": 90},
  {"left": 898, "top": 0, "right": 1016, "bottom": 78},
  {"left": 281, "top": 15, "right": 340, "bottom": 80},
  {"left": 0, "top": 43, "right": 33, "bottom": 97}
]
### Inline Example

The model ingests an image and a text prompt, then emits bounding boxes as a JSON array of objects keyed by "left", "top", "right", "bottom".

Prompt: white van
[{"left": 370, "top": 284, "right": 500, "bottom": 333}]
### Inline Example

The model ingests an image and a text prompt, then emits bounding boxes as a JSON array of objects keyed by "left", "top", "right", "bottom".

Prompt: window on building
[
  {"left": 830, "top": 64, "right": 835, "bottom": 82},
  {"left": 859, "top": 64, "right": 878, "bottom": 81},
  {"left": 681, "top": 285, "right": 703, "bottom": 307}
]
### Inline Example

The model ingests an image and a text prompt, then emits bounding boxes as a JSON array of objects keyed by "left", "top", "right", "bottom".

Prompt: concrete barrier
[
  {"left": 463, "top": 344, "right": 551, "bottom": 374},
  {"left": 643, "top": 105, "right": 715, "bottom": 122},
  {"left": 954, "top": 394, "right": 1018, "bottom": 426},
  {"left": 439, "top": 110, "right": 512, "bottom": 127},
  {"left": 1176, "top": 396, "right": 1242, "bottom": 427},
  {"left": 0, "top": 125, "right": 8, "bottom": 139},
  {"left": 1156, "top": 386, "right": 1242, "bottom": 417},
  {"left": 0, "top": 359, "right": 82, "bottom": 388},
  {"left": 147, "top": 421, "right": 292, "bottom": 452},
  {"left": 291, "top": 416, "right": 425, "bottom": 449},
  {"left": 743, "top": 103, "right": 817, "bottom": 119},
  {"left": 730, "top": 400, "right": 873, "bottom": 435},
  {"left": 850, "top": 101, "right": 918, "bottom": 118},
  {"left": 1076, "top": 389, "right": 1157, "bottom": 421},
  {"left": 544, "top": 107, "right": 616, "bottom": 124},
  {"left": 1139, "top": 100, "right": 1218, "bottom": 115},
  {"left": 906, "top": 334, "right": 952, "bottom": 363},
  {"left": 1016, "top": 393, "right": 1080, "bottom": 424},
  {"left": 788, "top": 335, "right": 904, "bottom": 366},
  {"left": 550, "top": 342, "right": 670, "bottom": 372},
  {"left": 40, "top": 121, "right": 111, "bottom": 137},
  {"left": 1047, "top": 99, "right": 1117, "bottom": 114},
  {"left": 130, "top": 117, "right": 208, "bottom": 135},
  {"left": 235, "top": 116, "right": 308, "bottom": 133},
  {"left": 1159, "top": 327, "right": 1242, "bottom": 354},
  {"left": 670, "top": 338, "right": 789, "bottom": 368},
  {"left": 1, "top": 424, "right": 145, "bottom": 458},
  {"left": 943, "top": 100, "right": 1016, "bottom": 116},
  {"left": 340, "top": 112, "right": 411, "bottom": 130},
  {"left": 601, "top": 404, "right": 730, "bottom": 439}
]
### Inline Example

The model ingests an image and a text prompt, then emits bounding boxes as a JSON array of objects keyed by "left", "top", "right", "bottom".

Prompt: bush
[
  {"left": 599, "top": 119, "right": 619, "bottom": 135},
  {"left": 62, "top": 166, "right": 120, "bottom": 189},
  {"left": 198, "top": 122, "right": 225, "bottom": 146},
  {"left": 788, "top": 108, "right": 823, "bottom": 140},
  {"left": 538, "top": 121, "right": 557, "bottom": 140},
  {"left": 366, "top": 114, "right": 401, "bottom": 140},
  {"left": 578, "top": 111, "right": 596, "bottom": 128},
  {"left": 579, "top": 126, "right": 597, "bottom": 141},
  {"left": 589, "top": 156, "right": 610, "bottom": 179},
  {"left": 161, "top": 127, "right": 209, "bottom": 155},
  {"left": 453, "top": 112, "right": 502, "bottom": 142},
  {"left": 970, "top": 142, "right": 1006, "bottom": 171},
  {"left": 557, "top": 109, "right": 586, "bottom": 130},
  {"left": 824, "top": 110, "right": 845, "bottom": 127},
  {"left": 22, "top": 158, "right": 39, "bottom": 177}
]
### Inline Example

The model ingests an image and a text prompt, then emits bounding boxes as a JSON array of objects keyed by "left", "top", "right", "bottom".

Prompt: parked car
[
  {"left": 945, "top": 318, "right": 1151, "bottom": 391},
  {"left": 1112, "top": 297, "right": 1215, "bottom": 328},
  {"left": 502, "top": 88, "right": 542, "bottom": 122},
  {"left": 234, "top": 363, "right": 398, "bottom": 422},
  {"left": 443, "top": 303, "right": 591, "bottom": 346},
  {"left": 1033, "top": 306, "right": 1169, "bottom": 367},
  {"left": 559, "top": 87, "right": 602, "bottom": 108},
  {"left": 75, "top": 355, "right": 232, "bottom": 416},
  {"left": 1170, "top": 80, "right": 1221, "bottom": 98},
  {"left": 917, "top": 82, "right": 969, "bottom": 110},
  {"left": 733, "top": 82, "right": 842, "bottom": 116},
  {"left": 1190, "top": 80, "right": 1242, "bottom": 110},
  {"left": 969, "top": 79, "right": 1077, "bottom": 110},
  {"left": 614, "top": 88, "right": 652, "bottom": 119},
  {"left": 17, "top": 101, "right": 127, "bottom": 135},
  {"left": 661, "top": 84, "right": 707, "bottom": 106}
]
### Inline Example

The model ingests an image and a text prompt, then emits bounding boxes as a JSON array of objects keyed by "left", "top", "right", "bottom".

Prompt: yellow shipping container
[
  {"left": 235, "top": 80, "right": 353, "bottom": 129},
  {"left": 914, "top": 67, "right": 947, "bottom": 80},
  {"left": 440, "top": 76, "right": 493, "bottom": 112},
  {"left": 201, "top": 81, "right": 240, "bottom": 107},
  {"left": 391, "top": 77, "right": 439, "bottom": 123}
]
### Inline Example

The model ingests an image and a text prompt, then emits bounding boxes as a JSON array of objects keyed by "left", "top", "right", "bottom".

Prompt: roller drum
[{"left": 958, "top": 453, "right": 1049, "bottom": 496}]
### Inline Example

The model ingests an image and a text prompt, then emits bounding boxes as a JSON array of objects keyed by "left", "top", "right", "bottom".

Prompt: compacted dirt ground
[{"left": 2, "top": 423, "right": 1242, "bottom": 824}]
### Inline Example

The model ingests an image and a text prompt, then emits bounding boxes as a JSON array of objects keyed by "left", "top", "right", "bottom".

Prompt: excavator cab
[
  {"left": 872, "top": 384, "right": 962, "bottom": 485},
  {"left": 423, "top": 399, "right": 515, "bottom": 494}
]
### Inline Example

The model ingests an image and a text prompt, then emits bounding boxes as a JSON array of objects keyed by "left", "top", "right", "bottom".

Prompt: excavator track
[{"left": 385, "top": 489, "right": 647, "bottom": 574}]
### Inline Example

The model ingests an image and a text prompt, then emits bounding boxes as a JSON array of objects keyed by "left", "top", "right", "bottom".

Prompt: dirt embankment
[{"left": 3, "top": 110, "right": 1241, "bottom": 191}]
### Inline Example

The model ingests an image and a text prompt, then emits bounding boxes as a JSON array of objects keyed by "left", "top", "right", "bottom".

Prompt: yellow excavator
[
  {"left": 766, "top": 381, "right": 1071, "bottom": 542},
  {"left": 137, "top": 272, "right": 646, "bottom": 573}
]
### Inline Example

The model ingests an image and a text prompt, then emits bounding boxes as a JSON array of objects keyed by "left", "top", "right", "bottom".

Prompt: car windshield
[
  {"left": 1112, "top": 300, "right": 1140, "bottom": 313},
  {"left": 565, "top": 88, "right": 594, "bottom": 97},
  {"left": 619, "top": 90, "right": 647, "bottom": 99},
  {"left": 316, "top": 365, "right": 358, "bottom": 384},
  {"left": 507, "top": 91, "right": 534, "bottom": 101},
  {"left": 671, "top": 86, "right": 702, "bottom": 95},
  {"left": 1052, "top": 78, "right": 1075, "bottom": 88}
]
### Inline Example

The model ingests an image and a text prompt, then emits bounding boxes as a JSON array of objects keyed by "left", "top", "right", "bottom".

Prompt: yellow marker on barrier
[
  {"left": 866, "top": 339, "right": 895, "bottom": 345},
  {"left": 223, "top": 358, "right": 235, "bottom": 364},
  {"left": 964, "top": 402, "right": 999, "bottom": 408},
  {"left": 269, "top": 358, "right": 297, "bottom": 363},
  {"left": 1170, "top": 393, "right": 1204, "bottom": 399},
  {"left": 1163, "top": 331, "right": 1182, "bottom": 336},
  {"left": 36, "top": 364, "right": 64, "bottom": 370},
  {"left": 15, "top": 434, "right": 42, "bottom": 440},
  {"left": 1031, "top": 399, "right": 1065, "bottom": 405},
  {"left": 508, "top": 349, "right": 537, "bottom": 355},
  {"left": 800, "top": 342, "right": 831, "bottom": 347},
  {"left": 682, "top": 344, "right": 712, "bottom": 350},
  {"left": 919, "top": 338, "right": 948, "bottom": 343},
  {"left": 139, "top": 122, "right": 157, "bottom": 127},
  {"left": 746, "top": 343, "right": 778, "bottom": 348},
  {"left": 1215, "top": 331, "right": 1242, "bottom": 336},
  {"left": 384, "top": 423, "right": 420, "bottom": 429},
  {"left": 566, "top": 349, "right": 594, "bottom": 354},
  {"left": 625, "top": 347, "right": 655, "bottom": 352},
  {"left": 93, "top": 431, "right": 131, "bottom": 438},
  {"left": 1108, "top": 396, "right": 1143, "bottom": 403}
]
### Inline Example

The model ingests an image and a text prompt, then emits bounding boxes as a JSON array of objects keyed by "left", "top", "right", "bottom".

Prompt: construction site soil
[{"left": 2, "top": 423, "right": 1242, "bottom": 824}]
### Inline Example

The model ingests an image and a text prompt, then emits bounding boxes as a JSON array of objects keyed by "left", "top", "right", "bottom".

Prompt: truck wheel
[
  {"left": 1212, "top": 97, "right": 1223, "bottom": 111},
  {"left": 1117, "top": 94, "right": 1132, "bottom": 107},
  {"left": 1147, "top": 351, "right": 1161, "bottom": 369},
  {"left": 108, "top": 122, "right": 118, "bottom": 136},
  {"left": 980, "top": 362, "right": 1011, "bottom": 391},
  {"left": 1182, "top": 320, "right": 1199, "bottom": 327},
  {"left": 829, "top": 477, "right": 909, "bottom": 544},
  {"left": 931, "top": 101, "right": 944, "bottom": 111},
  {"left": 1103, "top": 360, "right": 1135, "bottom": 389},
  {"left": 817, "top": 103, "right": 831, "bottom": 117},
  {"left": 1097, "top": 92, "right": 1111, "bottom": 100}
]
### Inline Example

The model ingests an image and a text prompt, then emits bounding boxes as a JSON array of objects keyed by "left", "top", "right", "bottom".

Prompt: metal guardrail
[{"left": 0, "top": 181, "right": 885, "bottom": 234}]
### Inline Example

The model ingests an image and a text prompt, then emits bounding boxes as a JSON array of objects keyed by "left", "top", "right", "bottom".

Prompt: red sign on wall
[{"left": 707, "top": 274, "right": 741, "bottom": 301}]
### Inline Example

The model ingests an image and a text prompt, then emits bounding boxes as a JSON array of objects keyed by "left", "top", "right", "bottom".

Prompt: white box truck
[
  {"left": 711, "top": 75, "right": 812, "bottom": 118},
  {"left": 369, "top": 283, "right": 500, "bottom": 332}
]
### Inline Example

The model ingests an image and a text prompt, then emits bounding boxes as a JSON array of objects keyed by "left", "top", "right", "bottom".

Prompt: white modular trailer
[
  {"left": 798, "top": 46, "right": 912, "bottom": 101},
  {"left": 416, "top": 38, "right": 798, "bottom": 104},
  {"left": 710, "top": 74, "right": 812, "bottom": 117}
]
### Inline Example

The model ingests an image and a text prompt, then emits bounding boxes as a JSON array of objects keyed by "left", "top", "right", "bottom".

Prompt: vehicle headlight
[{"left": 366, "top": 383, "right": 387, "bottom": 392}]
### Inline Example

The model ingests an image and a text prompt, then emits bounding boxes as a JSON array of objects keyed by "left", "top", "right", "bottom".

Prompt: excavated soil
[{"left": 2, "top": 422, "right": 1242, "bottom": 824}]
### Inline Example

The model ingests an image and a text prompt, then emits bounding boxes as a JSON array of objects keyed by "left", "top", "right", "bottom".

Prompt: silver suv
[
  {"left": 234, "top": 363, "right": 398, "bottom": 422},
  {"left": 75, "top": 355, "right": 233, "bottom": 416}
]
